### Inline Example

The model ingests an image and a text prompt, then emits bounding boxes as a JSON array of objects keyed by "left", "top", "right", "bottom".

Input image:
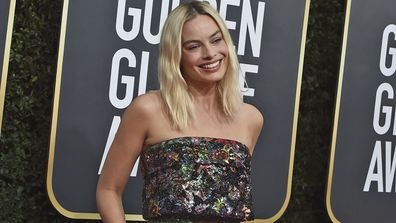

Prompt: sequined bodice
[{"left": 141, "top": 137, "right": 254, "bottom": 222}]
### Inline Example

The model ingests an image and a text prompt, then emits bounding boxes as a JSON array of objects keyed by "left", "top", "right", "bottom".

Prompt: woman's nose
[{"left": 202, "top": 45, "right": 216, "bottom": 59}]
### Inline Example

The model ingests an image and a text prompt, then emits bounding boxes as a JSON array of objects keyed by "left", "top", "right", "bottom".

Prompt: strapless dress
[{"left": 141, "top": 137, "right": 254, "bottom": 222}]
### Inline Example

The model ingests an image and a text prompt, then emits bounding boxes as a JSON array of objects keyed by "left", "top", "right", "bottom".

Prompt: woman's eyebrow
[
  {"left": 182, "top": 39, "right": 198, "bottom": 46},
  {"left": 182, "top": 30, "right": 222, "bottom": 46},
  {"left": 210, "top": 30, "right": 221, "bottom": 38}
]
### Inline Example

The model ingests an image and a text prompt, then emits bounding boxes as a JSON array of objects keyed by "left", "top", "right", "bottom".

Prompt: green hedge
[
  {"left": 0, "top": 0, "right": 84, "bottom": 222},
  {"left": 281, "top": 0, "right": 345, "bottom": 222},
  {"left": 0, "top": 0, "right": 345, "bottom": 222}
]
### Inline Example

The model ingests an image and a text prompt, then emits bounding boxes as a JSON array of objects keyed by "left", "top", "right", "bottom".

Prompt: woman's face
[{"left": 180, "top": 14, "right": 229, "bottom": 87}]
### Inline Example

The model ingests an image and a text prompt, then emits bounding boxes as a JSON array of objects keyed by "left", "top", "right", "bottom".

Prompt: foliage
[
  {"left": 280, "top": 0, "right": 345, "bottom": 222},
  {"left": 0, "top": 0, "right": 88, "bottom": 222},
  {"left": 0, "top": 0, "right": 345, "bottom": 222}
]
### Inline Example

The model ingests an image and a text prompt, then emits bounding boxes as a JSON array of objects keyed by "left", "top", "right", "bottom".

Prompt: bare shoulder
[
  {"left": 123, "top": 91, "right": 163, "bottom": 118},
  {"left": 237, "top": 103, "right": 263, "bottom": 153},
  {"left": 241, "top": 102, "right": 264, "bottom": 129},
  {"left": 116, "top": 91, "right": 165, "bottom": 146}
]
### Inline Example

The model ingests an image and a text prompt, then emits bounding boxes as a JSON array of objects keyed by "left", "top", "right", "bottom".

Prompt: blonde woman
[{"left": 97, "top": 1, "right": 263, "bottom": 222}]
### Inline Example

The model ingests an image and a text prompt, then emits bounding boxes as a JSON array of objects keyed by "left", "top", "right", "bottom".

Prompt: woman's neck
[{"left": 188, "top": 83, "right": 219, "bottom": 112}]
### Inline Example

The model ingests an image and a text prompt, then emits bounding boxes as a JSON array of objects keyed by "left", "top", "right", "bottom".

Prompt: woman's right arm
[{"left": 96, "top": 96, "right": 150, "bottom": 223}]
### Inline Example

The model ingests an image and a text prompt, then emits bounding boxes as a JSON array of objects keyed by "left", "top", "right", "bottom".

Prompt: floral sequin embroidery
[{"left": 141, "top": 137, "right": 254, "bottom": 222}]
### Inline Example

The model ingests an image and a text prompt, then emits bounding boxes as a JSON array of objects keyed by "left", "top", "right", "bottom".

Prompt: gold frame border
[
  {"left": 326, "top": 0, "right": 352, "bottom": 222},
  {"left": 0, "top": 0, "right": 16, "bottom": 136},
  {"left": 45, "top": 0, "right": 156, "bottom": 220},
  {"left": 46, "top": 0, "right": 311, "bottom": 221},
  {"left": 262, "top": 0, "right": 311, "bottom": 222}
]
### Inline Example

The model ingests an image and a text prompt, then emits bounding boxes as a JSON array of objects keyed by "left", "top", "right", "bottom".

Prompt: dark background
[
  {"left": 329, "top": 0, "right": 396, "bottom": 222},
  {"left": 0, "top": 0, "right": 11, "bottom": 86},
  {"left": 0, "top": 0, "right": 345, "bottom": 222},
  {"left": 51, "top": 0, "right": 305, "bottom": 219}
]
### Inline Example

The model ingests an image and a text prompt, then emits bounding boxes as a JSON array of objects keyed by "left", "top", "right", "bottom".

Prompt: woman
[{"left": 96, "top": 1, "right": 263, "bottom": 222}]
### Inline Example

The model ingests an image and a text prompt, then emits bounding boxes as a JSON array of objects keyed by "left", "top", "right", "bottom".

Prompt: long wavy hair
[{"left": 158, "top": 1, "right": 242, "bottom": 130}]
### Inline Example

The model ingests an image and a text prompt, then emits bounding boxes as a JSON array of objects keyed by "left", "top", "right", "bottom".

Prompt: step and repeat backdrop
[
  {"left": 0, "top": 0, "right": 15, "bottom": 134},
  {"left": 47, "top": 0, "right": 309, "bottom": 221},
  {"left": 327, "top": 0, "right": 396, "bottom": 222}
]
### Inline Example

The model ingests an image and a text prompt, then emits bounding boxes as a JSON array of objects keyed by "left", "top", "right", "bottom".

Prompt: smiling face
[{"left": 180, "top": 14, "right": 229, "bottom": 88}]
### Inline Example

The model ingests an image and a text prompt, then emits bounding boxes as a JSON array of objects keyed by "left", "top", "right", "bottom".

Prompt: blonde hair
[{"left": 158, "top": 1, "right": 242, "bottom": 130}]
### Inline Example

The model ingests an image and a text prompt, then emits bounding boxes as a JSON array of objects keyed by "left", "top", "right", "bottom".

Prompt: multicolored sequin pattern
[{"left": 141, "top": 137, "right": 254, "bottom": 222}]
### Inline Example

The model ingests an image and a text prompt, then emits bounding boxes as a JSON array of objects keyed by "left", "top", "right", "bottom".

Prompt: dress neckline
[{"left": 144, "top": 136, "right": 252, "bottom": 157}]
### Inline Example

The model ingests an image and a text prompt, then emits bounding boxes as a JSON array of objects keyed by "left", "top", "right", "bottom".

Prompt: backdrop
[
  {"left": 47, "top": 0, "right": 309, "bottom": 221},
  {"left": 327, "top": 0, "right": 396, "bottom": 222},
  {"left": 0, "top": 0, "right": 16, "bottom": 135}
]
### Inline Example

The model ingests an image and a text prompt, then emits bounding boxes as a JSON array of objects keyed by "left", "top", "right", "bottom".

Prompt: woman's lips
[{"left": 199, "top": 59, "right": 222, "bottom": 71}]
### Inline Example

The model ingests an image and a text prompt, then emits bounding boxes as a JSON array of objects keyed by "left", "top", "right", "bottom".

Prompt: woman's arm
[
  {"left": 96, "top": 96, "right": 150, "bottom": 223},
  {"left": 243, "top": 103, "right": 264, "bottom": 154}
]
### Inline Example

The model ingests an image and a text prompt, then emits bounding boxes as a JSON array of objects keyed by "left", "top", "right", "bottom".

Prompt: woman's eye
[
  {"left": 187, "top": 44, "right": 199, "bottom": 50},
  {"left": 212, "top": 37, "right": 222, "bottom": 44}
]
